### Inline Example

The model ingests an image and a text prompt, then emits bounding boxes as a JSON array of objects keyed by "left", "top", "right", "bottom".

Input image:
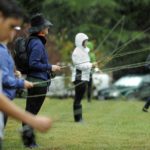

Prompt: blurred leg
[{"left": 22, "top": 86, "right": 47, "bottom": 147}]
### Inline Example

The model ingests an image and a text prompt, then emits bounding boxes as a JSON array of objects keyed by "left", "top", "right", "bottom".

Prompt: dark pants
[
  {"left": 22, "top": 86, "right": 47, "bottom": 146},
  {"left": 73, "top": 80, "right": 87, "bottom": 122},
  {"left": 144, "top": 97, "right": 150, "bottom": 109},
  {"left": 25, "top": 86, "right": 47, "bottom": 115},
  {"left": 87, "top": 74, "right": 92, "bottom": 102}
]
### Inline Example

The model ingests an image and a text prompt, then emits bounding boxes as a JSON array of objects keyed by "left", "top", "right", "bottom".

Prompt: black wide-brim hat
[{"left": 29, "top": 13, "right": 53, "bottom": 34}]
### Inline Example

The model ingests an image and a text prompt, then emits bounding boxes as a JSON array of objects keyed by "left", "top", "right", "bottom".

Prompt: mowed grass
[{"left": 3, "top": 98, "right": 150, "bottom": 150}]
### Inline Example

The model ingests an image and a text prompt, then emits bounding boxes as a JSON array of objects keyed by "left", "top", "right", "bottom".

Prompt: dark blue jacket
[
  {"left": 28, "top": 35, "right": 52, "bottom": 80},
  {"left": 0, "top": 44, "right": 24, "bottom": 100}
]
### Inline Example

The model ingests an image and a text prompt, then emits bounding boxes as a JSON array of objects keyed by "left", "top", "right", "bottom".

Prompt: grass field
[{"left": 3, "top": 98, "right": 150, "bottom": 150}]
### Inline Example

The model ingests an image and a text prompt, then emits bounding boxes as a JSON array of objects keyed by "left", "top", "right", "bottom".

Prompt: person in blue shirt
[
  {"left": 0, "top": 22, "right": 34, "bottom": 127},
  {"left": 0, "top": 44, "right": 33, "bottom": 101},
  {"left": 21, "top": 13, "right": 61, "bottom": 148},
  {"left": 0, "top": 0, "right": 52, "bottom": 149}
]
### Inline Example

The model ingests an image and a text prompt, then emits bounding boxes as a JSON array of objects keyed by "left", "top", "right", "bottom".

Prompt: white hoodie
[{"left": 72, "top": 33, "right": 92, "bottom": 82}]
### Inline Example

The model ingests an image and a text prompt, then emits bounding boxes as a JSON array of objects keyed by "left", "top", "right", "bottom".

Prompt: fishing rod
[
  {"left": 95, "top": 16, "right": 125, "bottom": 51},
  {"left": 58, "top": 16, "right": 125, "bottom": 69},
  {"left": 26, "top": 20, "right": 150, "bottom": 98},
  {"left": 28, "top": 61, "right": 150, "bottom": 98},
  {"left": 94, "top": 25, "right": 150, "bottom": 68},
  {"left": 103, "top": 61, "right": 149, "bottom": 72},
  {"left": 33, "top": 46, "right": 150, "bottom": 87},
  {"left": 111, "top": 47, "right": 150, "bottom": 59},
  {"left": 96, "top": 47, "right": 150, "bottom": 68},
  {"left": 60, "top": 25, "right": 150, "bottom": 70}
]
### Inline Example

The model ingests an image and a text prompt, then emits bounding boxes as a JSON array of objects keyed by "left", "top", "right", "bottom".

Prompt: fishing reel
[{"left": 50, "top": 71, "right": 56, "bottom": 79}]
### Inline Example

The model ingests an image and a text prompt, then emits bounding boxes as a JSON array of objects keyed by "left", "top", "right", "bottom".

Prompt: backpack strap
[
  {"left": 25, "top": 36, "right": 40, "bottom": 57},
  {"left": 25, "top": 36, "right": 39, "bottom": 73},
  {"left": 25, "top": 36, "right": 38, "bottom": 52}
]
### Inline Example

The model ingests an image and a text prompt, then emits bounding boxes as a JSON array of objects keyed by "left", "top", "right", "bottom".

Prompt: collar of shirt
[{"left": 0, "top": 43, "right": 7, "bottom": 49}]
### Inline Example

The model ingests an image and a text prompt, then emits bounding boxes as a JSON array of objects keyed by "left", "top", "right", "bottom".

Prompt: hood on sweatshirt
[{"left": 75, "top": 33, "right": 89, "bottom": 50}]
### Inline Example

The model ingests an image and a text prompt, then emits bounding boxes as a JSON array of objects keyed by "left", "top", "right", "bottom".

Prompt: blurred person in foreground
[{"left": 0, "top": 0, "right": 52, "bottom": 149}]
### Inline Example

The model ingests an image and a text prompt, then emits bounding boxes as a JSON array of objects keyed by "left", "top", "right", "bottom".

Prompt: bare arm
[{"left": 0, "top": 94, "right": 52, "bottom": 132}]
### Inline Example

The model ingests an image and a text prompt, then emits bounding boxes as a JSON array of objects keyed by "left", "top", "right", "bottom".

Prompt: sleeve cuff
[
  {"left": 17, "top": 79, "right": 24, "bottom": 88},
  {"left": 88, "top": 63, "right": 92, "bottom": 69},
  {"left": 47, "top": 64, "right": 52, "bottom": 71}
]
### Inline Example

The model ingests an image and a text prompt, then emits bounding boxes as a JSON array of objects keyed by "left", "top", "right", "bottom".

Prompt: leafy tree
[
  {"left": 15, "top": 0, "right": 150, "bottom": 77},
  {"left": 17, "top": 0, "right": 45, "bottom": 14}
]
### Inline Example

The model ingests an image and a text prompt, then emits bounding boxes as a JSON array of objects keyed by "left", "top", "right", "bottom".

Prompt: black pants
[
  {"left": 144, "top": 97, "right": 150, "bottom": 109},
  {"left": 22, "top": 86, "right": 47, "bottom": 146},
  {"left": 73, "top": 80, "right": 87, "bottom": 122},
  {"left": 25, "top": 86, "right": 47, "bottom": 115},
  {"left": 87, "top": 74, "right": 92, "bottom": 102}
]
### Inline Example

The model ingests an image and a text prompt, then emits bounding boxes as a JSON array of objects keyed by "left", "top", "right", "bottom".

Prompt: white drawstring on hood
[{"left": 75, "top": 33, "right": 89, "bottom": 51}]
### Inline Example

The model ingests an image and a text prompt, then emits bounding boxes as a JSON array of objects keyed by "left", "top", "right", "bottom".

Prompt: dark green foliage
[
  {"left": 16, "top": 0, "right": 150, "bottom": 77},
  {"left": 17, "top": 0, "right": 45, "bottom": 14}
]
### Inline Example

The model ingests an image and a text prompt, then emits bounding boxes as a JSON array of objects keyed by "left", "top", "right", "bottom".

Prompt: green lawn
[{"left": 3, "top": 98, "right": 150, "bottom": 150}]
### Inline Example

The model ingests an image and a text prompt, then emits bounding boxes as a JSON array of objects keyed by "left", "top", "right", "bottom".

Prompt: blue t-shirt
[
  {"left": 0, "top": 44, "right": 24, "bottom": 99},
  {"left": 0, "top": 70, "right": 2, "bottom": 93},
  {"left": 0, "top": 69, "right": 4, "bottom": 139}
]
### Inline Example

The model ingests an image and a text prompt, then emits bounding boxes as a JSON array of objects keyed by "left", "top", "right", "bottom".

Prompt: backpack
[{"left": 14, "top": 36, "right": 37, "bottom": 74}]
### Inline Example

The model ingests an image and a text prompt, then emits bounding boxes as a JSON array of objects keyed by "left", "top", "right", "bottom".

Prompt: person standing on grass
[
  {"left": 21, "top": 13, "right": 61, "bottom": 148},
  {"left": 0, "top": 0, "right": 52, "bottom": 149},
  {"left": 142, "top": 95, "right": 150, "bottom": 112},
  {"left": 142, "top": 54, "right": 150, "bottom": 112},
  {"left": 72, "top": 33, "right": 97, "bottom": 122},
  {"left": 86, "top": 41, "right": 97, "bottom": 102}
]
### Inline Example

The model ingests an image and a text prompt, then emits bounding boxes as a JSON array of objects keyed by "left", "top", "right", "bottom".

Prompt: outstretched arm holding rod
[{"left": 0, "top": 93, "right": 52, "bottom": 132}]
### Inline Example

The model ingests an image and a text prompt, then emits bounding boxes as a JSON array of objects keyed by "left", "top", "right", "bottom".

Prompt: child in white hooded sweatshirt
[{"left": 72, "top": 33, "right": 96, "bottom": 122}]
